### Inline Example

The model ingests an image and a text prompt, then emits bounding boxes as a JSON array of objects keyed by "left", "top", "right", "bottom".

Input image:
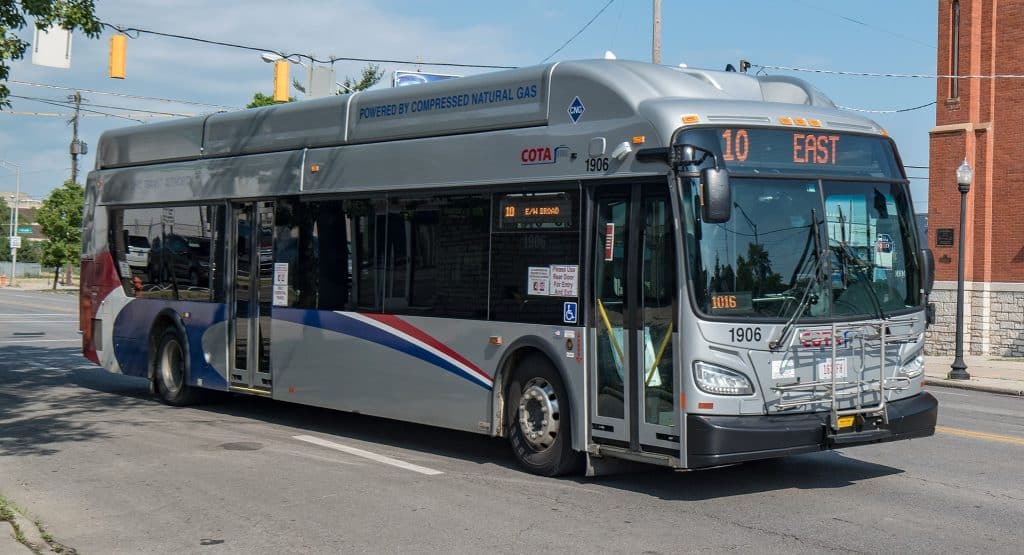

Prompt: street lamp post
[
  {"left": 0, "top": 160, "right": 20, "bottom": 287},
  {"left": 260, "top": 53, "right": 347, "bottom": 98},
  {"left": 949, "top": 159, "right": 972, "bottom": 380}
]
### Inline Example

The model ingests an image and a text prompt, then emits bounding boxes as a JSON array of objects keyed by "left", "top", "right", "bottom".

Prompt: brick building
[{"left": 927, "top": 0, "right": 1024, "bottom": 357}]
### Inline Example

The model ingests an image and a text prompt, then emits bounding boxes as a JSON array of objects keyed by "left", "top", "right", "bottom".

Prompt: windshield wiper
[
  {"left": 769, "top": 208, "right": 827, "bottom": 351},
  {"left": 831, "top": 206, "right": 885, "bottom": 320}
]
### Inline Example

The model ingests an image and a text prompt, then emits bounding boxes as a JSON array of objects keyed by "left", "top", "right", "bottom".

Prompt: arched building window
[{"left": 950, "top": 0, "right": 961, "bottom": 99}]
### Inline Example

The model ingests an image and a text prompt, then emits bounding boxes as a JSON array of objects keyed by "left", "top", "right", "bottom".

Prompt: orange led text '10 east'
[{"left": 792, "top": 133, "right": 840, "bottom": 164}]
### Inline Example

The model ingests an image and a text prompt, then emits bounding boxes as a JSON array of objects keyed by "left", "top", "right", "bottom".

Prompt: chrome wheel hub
[
  {"left": 159, "top": 338, "right": 184, "bottom": 396},
  {"left": 518, "top": 378, "right": 560, "bottom": 450}
]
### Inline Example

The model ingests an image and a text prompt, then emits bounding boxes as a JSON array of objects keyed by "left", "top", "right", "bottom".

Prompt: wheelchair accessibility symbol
[{"left": 563, "top": 302, "right": 578, "bottom": 324}]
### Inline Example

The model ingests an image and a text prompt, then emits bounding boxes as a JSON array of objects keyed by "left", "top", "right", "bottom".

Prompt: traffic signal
[
  {"left": 109, "top": 34, "right": 127, "bottom": 79},
  {"left": 273, "top": 60, "right": 289, "bottom": 102}
]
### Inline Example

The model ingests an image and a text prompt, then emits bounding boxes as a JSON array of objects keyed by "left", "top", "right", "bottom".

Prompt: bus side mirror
[
  {"left": 921, "top": 248, "right": 935, "bottom": 295},
  {"left": 701, "top": 167, "right": 731, "bottom": 224}
]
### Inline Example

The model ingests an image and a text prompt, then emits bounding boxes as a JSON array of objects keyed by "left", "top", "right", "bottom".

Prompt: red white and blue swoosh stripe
[{"left": 276, "top": 309, "right": 494, "bottom": 390}]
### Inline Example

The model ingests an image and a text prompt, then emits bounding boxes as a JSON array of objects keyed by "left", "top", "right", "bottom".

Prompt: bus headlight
[
  {"left": 693, "top": 361, "right": 755, "bottom": 396},
  {"left": 899, "top": 353, "right": 925, "bottom": 378}
]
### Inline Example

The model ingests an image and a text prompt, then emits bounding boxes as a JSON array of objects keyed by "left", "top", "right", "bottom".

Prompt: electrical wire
[
  {"left": 837, "top": 101, "right": 936, "bottom": 114},
  {"left": 752, "top": 63, "right": 1024, "bottom": 79},
  {"left": 788, "top": 0, "right": 936, "bottom": 50},
  {"left": 9, "top": 95, "right": 146, "bottom": 123},
  {"left": 9, "top": 80, "right": 236, "bottom": 110},
  {"left": 541, "top": 0, "right": 616, "bottom": 63},
  {"left": 101, "top": 22, "right": 516, "bottom": 69}
]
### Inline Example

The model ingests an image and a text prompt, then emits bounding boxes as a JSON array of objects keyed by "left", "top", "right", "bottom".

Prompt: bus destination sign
[
  {"left": 692, "top": 127, "right": 902, "bottom": 179},
  {"left": 498, "top": 195, "right": 573, "bottom": 230}
]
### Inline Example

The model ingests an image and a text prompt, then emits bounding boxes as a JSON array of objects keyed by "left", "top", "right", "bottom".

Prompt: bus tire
[
  {"left": 153, "top": 327, "right": 199, "bottom": 406},
  {"left": 506, "top": 354, "right": 583, "bottom": 476}
]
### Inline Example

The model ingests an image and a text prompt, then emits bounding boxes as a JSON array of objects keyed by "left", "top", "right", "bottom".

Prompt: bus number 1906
[{"left": 728, "top": 327, "right": 762, "bottom": 343}]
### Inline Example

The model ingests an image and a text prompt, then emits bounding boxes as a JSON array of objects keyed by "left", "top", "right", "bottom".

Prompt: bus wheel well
[{"left": 495, "top": 346, "right": 559, "bottom": 438}]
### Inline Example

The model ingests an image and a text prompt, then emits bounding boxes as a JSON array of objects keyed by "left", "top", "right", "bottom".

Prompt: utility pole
[
  {"left": 652, "top": 0, "right": 662, "bottom": 64},
  {"left": 69, "top": 91, "right": 82, "bottom": 184}
]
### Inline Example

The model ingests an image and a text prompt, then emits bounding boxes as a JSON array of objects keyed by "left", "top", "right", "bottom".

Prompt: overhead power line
[
  {"left": 541, "top": 0, "right": 617, "bottom": 63},
  {"left": 9, "top": 80, "right": 236, "bottom": 110},
  {"left": 101, "top": 22, "right": 516, "bottom": 69},
  {"left": 837, "top": 101, "right": 936, "bottom": 114},
  {"left": 752, "top": 63, "right": 1024, "bottom": 79},
  {"left": 10, "top": 95, "right": 146, "bottom": 123},
  {"left": 788, "top": 0, "right": 936, "bottom": 50}
]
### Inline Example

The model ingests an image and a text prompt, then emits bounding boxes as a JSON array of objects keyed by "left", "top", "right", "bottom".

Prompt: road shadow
[
  {"left": 1, "top": 347, "right": 906, "bottom": 499},
  {"left": 0, "top": 346, "right": 151, "bottom": 457}
]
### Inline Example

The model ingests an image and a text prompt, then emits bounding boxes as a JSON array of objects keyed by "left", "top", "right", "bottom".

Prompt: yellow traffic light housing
[
  {"left": 273, "top": 60, "right": 290, "bottom": 102},
  {"left": 109, "top": 34, "right": 127, "bottom": 79}
]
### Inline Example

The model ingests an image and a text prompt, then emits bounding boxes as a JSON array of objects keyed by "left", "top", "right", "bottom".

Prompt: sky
[{"left": 0, "top": 0, "right": 937, "bottom": 212}]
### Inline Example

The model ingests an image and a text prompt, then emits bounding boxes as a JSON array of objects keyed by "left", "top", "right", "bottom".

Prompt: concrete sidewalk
[{"left": 924, "top": 355, "right": 1024, "bottom": 396}]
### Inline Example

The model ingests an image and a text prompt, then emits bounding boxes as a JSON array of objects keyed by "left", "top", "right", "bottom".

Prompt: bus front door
[
  {"left": 230, "top": 201, "right": 274, "bottom": 394},
  {"left": 590, "top": 184, "right": 680, "bottom": 456}
]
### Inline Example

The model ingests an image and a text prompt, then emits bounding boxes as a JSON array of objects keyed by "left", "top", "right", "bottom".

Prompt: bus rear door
[{"left": 230, "top": 201, "right": 274, "bottom": 394}]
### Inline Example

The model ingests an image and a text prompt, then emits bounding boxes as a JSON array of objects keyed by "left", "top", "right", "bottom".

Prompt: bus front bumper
[{"left": 686, "top": 392, "right": 938, "bottom": 468}]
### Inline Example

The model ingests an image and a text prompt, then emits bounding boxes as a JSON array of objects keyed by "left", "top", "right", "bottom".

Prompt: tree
[
  {"left": 245, "top": 92, "right": 294, "bottom": 109},
  {"left": 338, "top": 64, "right": 384, "bottom": 94},
  {"left": 246, "top": 64, "right": 383, "bottom": 108},
  {"left": 0, "top": 1, "right": 102, "bottom": 108},
  {"left": 36, "top": 180, "right": 83, "bottom": 288}
]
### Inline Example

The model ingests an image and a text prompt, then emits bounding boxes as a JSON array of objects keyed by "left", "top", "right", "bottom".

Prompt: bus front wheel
[
  {"left": 154, "top": 328, "right": 199, "bottom": 406},
  {"left": 506, "top": 354, "right": 582, "bottom": 476}
]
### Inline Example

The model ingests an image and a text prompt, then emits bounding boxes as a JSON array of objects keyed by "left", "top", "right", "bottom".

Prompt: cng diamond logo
[{"left": 567, "top": 96, "right": 585, "bottom": 124}]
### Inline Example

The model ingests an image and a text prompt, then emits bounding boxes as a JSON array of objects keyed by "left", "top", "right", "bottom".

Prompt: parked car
[
  {"left": 126, "top": 235, "right": 151, "bottom": 270},
  {"left": 148, "top": 234, "right": 212, "bottom": 286}
]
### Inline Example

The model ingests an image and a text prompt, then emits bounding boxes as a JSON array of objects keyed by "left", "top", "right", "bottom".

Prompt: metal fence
[{"left": 0, "top": 262, "right": 43, "bottom": 277}]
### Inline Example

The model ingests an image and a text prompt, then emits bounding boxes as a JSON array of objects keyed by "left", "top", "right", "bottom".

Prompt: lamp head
[
  {"left": 260, "top": 52, "right": 283, "bottom": 64},
  {"left": 956, "top": 159, "right": 973, "bottom": 193}
]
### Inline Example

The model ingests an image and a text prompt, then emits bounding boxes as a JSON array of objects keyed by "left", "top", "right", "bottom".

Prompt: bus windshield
[{"left": 684, "top": 177, "right": 921, "bottom": 320}]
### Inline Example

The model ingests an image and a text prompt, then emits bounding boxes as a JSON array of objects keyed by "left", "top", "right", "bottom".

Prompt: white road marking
[
  {"left": 0, "top": 313, "right": 74, "bottom": 316},
  {"left": 293, "top": 434, "right": 444, "bottom": 476},
  {"left": 0, "top": 338, "right": 80, "bottom": 344}
]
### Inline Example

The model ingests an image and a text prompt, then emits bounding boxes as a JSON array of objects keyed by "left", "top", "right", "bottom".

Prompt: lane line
[
  {"left": 0, "top": 313, "right": 74, "bottom": 317},
  {"left": 0, "top": 298, "right": 77, "bottom": 314},
  {"left": 936, "top": 426, "right": 1024, "bottom": 446},
  {"left": 0, "top": 338, "right": 80, "bottom": 344},
  {"left": 293, "top": 434, "right": 444, "bottom": 476}
]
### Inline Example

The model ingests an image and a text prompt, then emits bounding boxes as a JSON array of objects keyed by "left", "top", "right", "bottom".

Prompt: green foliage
[
  {"left": 339, "top": 64, "right": 384, "bottom": 94},
  {"left": 0, "top": 1, "right": 102, "bottom": 108},
  {"left": 16, "top": 239, "right": 41, "bottom": 262},
  {"left": 35, "top": 180, "right": 82, "bottom": 269},
  {"left": 245, "top": 91, "right": 295, "bottom": 108},
  {"left": 249, "top": 63, "right": 381, "bottom": 107}
]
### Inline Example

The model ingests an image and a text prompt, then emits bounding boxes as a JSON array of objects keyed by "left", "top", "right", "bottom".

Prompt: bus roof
[{"left": 94, "top": 59, "right": 883, "bottom": 170}]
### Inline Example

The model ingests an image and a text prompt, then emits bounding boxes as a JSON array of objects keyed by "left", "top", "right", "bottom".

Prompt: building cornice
[{"left": 929, "top": 122, "right": 992, "bottom": 134}]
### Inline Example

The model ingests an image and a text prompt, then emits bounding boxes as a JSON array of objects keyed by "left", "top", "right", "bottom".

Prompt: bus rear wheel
[
  {"left": 154, "top": 328, "right": 199, "bottom": 406},
  {"left": 506, "top": 354, "right": 582, "bottom": 476}
]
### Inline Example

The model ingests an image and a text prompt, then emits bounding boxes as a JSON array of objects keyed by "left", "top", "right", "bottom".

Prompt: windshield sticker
[
  {"left": 528, "top": 266, "right": 551, "bottom": 296},
  {"left": 273, "top": 263, "right": 289, "bottom": 307},
  {"left": 875, "top": 234, "right": 894, "bottom": 268},
  {"left": 604, "top": 223, "right": 615, "bottom": 260},
  {"left": 550, "top": 265, "right": 578, "bottom": 297}
]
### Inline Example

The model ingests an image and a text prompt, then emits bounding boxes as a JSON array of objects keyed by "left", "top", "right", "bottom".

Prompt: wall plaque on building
[{"left": 936, "top": 228, "right": 955, "bottom": 247}]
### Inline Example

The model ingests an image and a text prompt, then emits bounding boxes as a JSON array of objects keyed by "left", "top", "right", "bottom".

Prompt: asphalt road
[{"left": 1, "top": 289, "right": 1022, "bottom": 554}]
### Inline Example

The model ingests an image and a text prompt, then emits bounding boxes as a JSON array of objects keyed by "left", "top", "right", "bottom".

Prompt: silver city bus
[{"left": 80, "top": 60, "right": 937, "bottom": 476}]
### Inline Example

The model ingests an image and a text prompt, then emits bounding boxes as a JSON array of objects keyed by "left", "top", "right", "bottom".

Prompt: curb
[{"left": 923, "top": 377, "right": 1024, "bottom": 397}]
